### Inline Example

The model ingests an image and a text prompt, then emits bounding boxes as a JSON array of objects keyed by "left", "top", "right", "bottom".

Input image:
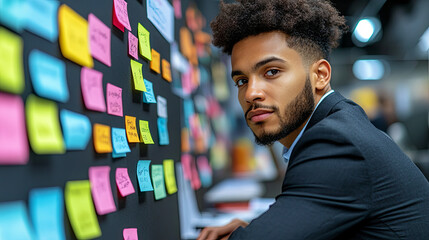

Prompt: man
[{"left": 197, "top": 0, "right": 429, "bottom": 239}]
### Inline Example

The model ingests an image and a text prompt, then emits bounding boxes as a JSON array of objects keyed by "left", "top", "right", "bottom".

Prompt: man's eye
[
  {"left": 266, "top": 69, "right": 279, "bottom": 76},
  {"left": 235, "top": 79, "right": 247, "bottom": 87}
]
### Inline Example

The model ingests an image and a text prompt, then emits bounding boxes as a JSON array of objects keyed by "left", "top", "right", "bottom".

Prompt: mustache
[{"left": 245, "top": 103, "right": 278, "bottom": 119}]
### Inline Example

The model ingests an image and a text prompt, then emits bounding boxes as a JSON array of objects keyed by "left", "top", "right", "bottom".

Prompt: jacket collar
[{"left": 305, "top": 91, "right": 345, "bottom": 131}]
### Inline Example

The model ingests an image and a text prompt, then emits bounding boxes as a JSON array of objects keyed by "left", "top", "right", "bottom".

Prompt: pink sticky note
[
  {"left": 89, "top": 166, "right": 117, "bottom": 215},
  {"left": 112, "top": 0, "right": 131, "bottom": 32},
  {"left": 106, "top": 83, "right": 123, "bottom": 117},
  {"left": 181, "top": 154, "right": 192, "bottom": 180},
  {"left": 81, "top": 67, "right": 106, "bottom": 112},
  {"left": 123, "top": 228, "right": 138, "bottom": 240},
  {"left": 181, "top": 69, "right": 192, "bottom": 95},
  {"left": 89, "top": 13, "right": 111, "bottom": 67},
  {"left": 116, "top": 168, "right": 135, "bottom": 197},
  {"left": 190, "top": 159, "right": 201, "bottom": 190},
  {"left": 0, "top": 93, "right": 29, "bottom": 165},
  {"left": 197, "top": 156, "right": 212, "bottom": 173},
  {"left": 173, "top": 0, "right": 182, "bottom": 19},
  {"left": 128, "top": 32, "right": 138, "bottom": 60}
]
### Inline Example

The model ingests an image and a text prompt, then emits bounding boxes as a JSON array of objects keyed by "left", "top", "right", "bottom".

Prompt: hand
[{"left": 197, "top": 218, "right": 249, "bottom": 240}]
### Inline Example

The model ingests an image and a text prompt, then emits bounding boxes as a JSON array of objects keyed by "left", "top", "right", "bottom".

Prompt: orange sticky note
[
  {"left": 161, "top": 59, "right": 172, "bottom": 82},
  {"left": 93, "top": 123, "right": 112, "bottom": 153},
  {"left": 125, "top": 116, "right": 140, "bottom": 143},
  {"left": 58, "top": 4, "right": 93, "bottom": 68},
  {"left": 150, "top": 49, "right": 160, "bottom": 74},
  {"left": 180, "top": 27, "right": 192, "bottom": 59}
]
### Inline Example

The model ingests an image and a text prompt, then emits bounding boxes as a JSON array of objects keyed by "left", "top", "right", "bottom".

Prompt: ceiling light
[
  {"left": 352, "top": 17, "right": 382, "bottom": 47},
  {"left": 352, "top": 59, "right": 385, "bottom": 80}
]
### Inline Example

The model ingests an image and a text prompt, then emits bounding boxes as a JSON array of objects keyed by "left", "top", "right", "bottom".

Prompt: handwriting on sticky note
[
  {"left": 58, "top": 4, "right": 93, "bottom": 67},
  {"left": 93, "top": 123, "right": 112, "bottom": 153},
  {"left": 157, "top": 95, "right": 167, "bottom": 118},
  {"left": 163, "top": 159, "right": 177, "bottom": 194},
  {"left": 137, "top": 160, "right": 154, "bottom": 192},
  {"left": 113, "top": 0, "right": 131, "bottom": 32},
  {"left": 65, "top": 180, "right": 101, "bottom": 239},
  {"left": 0, "top": 27, "right": 24, "bottom": 94},
  {"left": 128, "top": 32, "right": 138, "bottom": 60},
  {"left": 123, "top": 228, "right": 138, "bottom": 240},
  {"left": 161, "top": 59, "right": 172, "bottom": 82},
  {"left": 150, "top": 49, "right": 161, "bottom": 74},
  {"left": 130, "top": 60, "right": 146, "bottom": 92},
  {"left": 125, "top": 116, "right": 140, "bottom": 143},
  {"left": 0, "top": 201, "right": 35, "bottom": 240},
  {"left": 138, "top": 23, "right": 152, "bottom": 61},
  {"left": 151, "top": 165, "right": 167, "bottom": 200},
  {"left": 81, "top": 67, "right": 106, "bottom": 112},
  {"left": 147, "top": 0, "right": 174, "bottom": 43},
  {"left": 89, "top": 13, "right": 111, "bottom": 67},
  {"left": 157, "top": 117, "right": 170, "bottom": 145},
  {"left": 116, "top": 168, "right": 135, "bottom": 197},
  {"left": 60, "top": 109, "right": 91, "bottom": 150},
  {"left": 26, "top": 94, "right": 65, "bottom": 154},
  {"left": 112, "top": 128, "right": 131, "bottom": 154},
  {"left": 138, "top": 120, "right": 155, "bottom": 144},
  {"left": 143, "top": 79, "right": 156, "bottom": 104},
  {"left": 89, "top": 166, "right": 117, "bottom": 215},
  {"left": 106, "top": 83, "right": 123, "bottom": 117}
]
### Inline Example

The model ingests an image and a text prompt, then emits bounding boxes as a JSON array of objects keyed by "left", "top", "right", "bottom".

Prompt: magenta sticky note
[
  {"left": 116, "top": 168, "right": 135, "bottom": 197},
  {"left": 173, "top": 0, "right": 182, "bottom": 19},
  {"left": 89, "top": 13, "right": 111, "bottom": 67},
  {"left": 106, "top": 83, "right": 123, "bottom": 117},
  {"left": 128, "top": 32, "right": 138, "bottom": 60},
  {"left": 190, "top": 158, "right": 201, "bottom": 190},
  {"left": 0, "top": 93, "right": 28, "bottom": 164},
  {"left": 112, "top": 0, "right": 131, "bottom": 32},
  {"left": 123, "top": 228, "right": 138, "bottom": 240},
  {"left": 89, "top": 166, "right": 117, "bottom": 215},
  {"left": 81, "top": 67, "right": 106, "bottom": 112},
  {"left": 181, "top": 154, "right": 192, "bottom": 180}
]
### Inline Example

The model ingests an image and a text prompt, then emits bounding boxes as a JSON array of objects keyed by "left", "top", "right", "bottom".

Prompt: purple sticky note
[
  {"left": 112, "top": 0, "right": 131, "bottom": 32},
  {"left": 0, "top": 93, "right": 28, "bottom": 164},
  {"left": 81, "top": 67, "right": 106, "bottom": 112},
  {"left": 89, "top": 166, "right": 117, "bottom": 215},
  {"left": 123, "top": 228, "right": 138, "bottom": 240},
  {"left": 128, "top": 32, "right": 138, "bottom": 60},
  {"left": 106, "top": 83, "right": 123, "bottom": 117},
  {"left": 116, "top": 168, "right": 135, "bottom": 197},
  {"left": 89, "top": 14, "right": 111, "bottom": 67}
]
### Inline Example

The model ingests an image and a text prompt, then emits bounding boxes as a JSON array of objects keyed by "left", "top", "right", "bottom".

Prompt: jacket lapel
[{"left": 305, "top": 91, "right": 345, "bottom": 131}]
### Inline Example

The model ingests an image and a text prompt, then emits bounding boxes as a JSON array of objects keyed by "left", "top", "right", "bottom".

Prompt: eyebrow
[{"left": 231, "top": 56, "right": 286, "bottom": 79}]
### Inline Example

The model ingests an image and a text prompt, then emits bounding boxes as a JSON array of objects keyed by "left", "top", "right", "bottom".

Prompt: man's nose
[{"left": 244, "top": 77, "right": 265, "bottom": 103}]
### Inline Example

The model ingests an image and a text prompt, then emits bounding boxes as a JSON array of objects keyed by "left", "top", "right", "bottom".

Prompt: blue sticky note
[
  {"left": 25, "top": 0, "right": 59, "bottom": 42},
  {"left": 157, "top": 117, "right": 169, "bottom": 145},
  {"left": 112, "top": 149, "right": 126, "bottom": 158},
  {"left": 0, "top": 201, "right": 35, "bottom": 240},
  {"left": 143, "top": 79, "right": 156, "bottom": 103},
  {"left": 183, "top": 98, "right": 195, "bottom": 128},
  {"left": 137, "top": 160, "right": 154, "bottom": 192},
  {"left": 29, "top": 187, "right": 65, "bottom": 240},
  {"left": 29, "top": 49, "right": 69, "bottom": 102},
  {"left": 112, "top": 127, "right": 131, "bottom": 154},
  {"left": 60, "top": 109, "right": 91, "bottom": 150},
  {"left": 0, "top": 0, "right": 27, "bottom": 32}
]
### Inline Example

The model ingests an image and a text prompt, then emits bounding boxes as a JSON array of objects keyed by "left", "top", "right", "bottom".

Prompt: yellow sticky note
[
  {"left": 26, "top": 94, "right": 65, "bottom": 154},
  {"left": 161, "top": 59, "right": 172, "bottom": 82},
  {"left": 138, "top": 23, "right": 151, "bottom": 61},
  {"left": 93, "top": 123, "right": 112, "bottom": 153},
  {"left": 125, "top": 115, "right": 140, "bottom": 143},
  {"left": 163, "top": 159, "right": 177, "bottom": 194},
  {"left": 0, "top": 27, "right": 24, "bottom": 94},
  {"left": 150, "top": 49, "right": 160, "bottom": 74},
  {"left": 130, "top": 59, "right": 146, "bottom": 92},
  {"left": 65, "top": 180, "right": 102, "bottom": 240},
  {"left": 58, "top": 4, "right": 93, "bottom": 68},
  {"left": 139, "top": 120, "right": 154, "bottom": 144}
]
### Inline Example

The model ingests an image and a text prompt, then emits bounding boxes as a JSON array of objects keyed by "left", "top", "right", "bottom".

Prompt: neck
[{"left": 278, "top": 117, "right": 309, "bottom": 148}]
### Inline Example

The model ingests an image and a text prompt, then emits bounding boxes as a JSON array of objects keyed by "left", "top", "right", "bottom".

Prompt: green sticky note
[
  {"left": 138, "top": 23, "right": 152, "bottom": 61},
  {"left": 163, "top": 159, "right": 177, "bottom": 194},
  {"left": 139, "top": 120, "right": 154, "bottom": 144},
  {"left": 151, "top": 164, "right": 167, "bottom": 200},
  {"left": 65, "top": 180, "right": 101, "bottom": 240},
  {"left": 0, "top": 27, "right": 24, "bottom": 94},
  {"left": 26, "top": 94, "right": 65, "bottom": 154},
  {"left": 130, "top": 59, "right": 146, "bottom": 92}
]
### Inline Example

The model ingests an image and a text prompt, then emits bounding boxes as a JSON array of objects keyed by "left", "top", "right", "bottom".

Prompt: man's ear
[{"left": 311, "top": 59, "right": 331, "bottom": 91}]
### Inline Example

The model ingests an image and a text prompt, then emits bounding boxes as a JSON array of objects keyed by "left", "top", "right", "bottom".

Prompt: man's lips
[{"left": 247, "top": 109, "right": 274, "bottom": 122}]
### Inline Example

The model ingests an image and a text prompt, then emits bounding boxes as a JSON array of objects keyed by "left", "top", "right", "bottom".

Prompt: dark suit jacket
[{"left": 230, "top": 92, "right": 429, "bottom": 239}]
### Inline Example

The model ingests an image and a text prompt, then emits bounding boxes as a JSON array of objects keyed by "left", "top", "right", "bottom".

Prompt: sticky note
[
  {"left": 142, "top": 79, "right": 156, "bottom": 104},
  {"left": 112, "top": 128, "right": 131, "bottom": 155},
  {"left": 150, "top": 49, "right": 161, "bottom": 74},
  {"left": 157, "top": 117, "right": 170, "bottom": 145},
  {"left": 89, "top": 13, "right": 111, "bottom": 67},
  {"left": 65, "top": 180, "right": 101, "bottom": 240},
  {"left": 197, "top": 156, "right": 212, "bottom": 187},
  {"left": 0, "top": 27, "right": 24, "bottom": 94},
  {"left": 0, "top": 0, "right": 26, "bottom": 32},
  {"left": 157, "top": 95, "right": 167, "bottom": 118},
  {"left": 181, "top": 68, "right": 192, "bottom": 95},
  {"left": 123, "top": 228, "right": 138, "bottom": 240},
  {"left": 128, "top": 32, "right": 138, "bottom": 60},
  {"left": 81, "top": 67, "right": 106, "bottom": 112},
  {"left": 29, "top": 49, "right": 69, "bottom": 102},
  {"left": 0, "top": 201, "right": 35, "bottom": 240},
  {"left": 25, "top": 0, "right": 59, "bottom": 42},
  {"left": 138, "top": 120, "right": 154, "bottom": 144},
  {"left": 163, "top": 159, "right": 177, "bottom": 194},
  {"left": 151, "top": 164, "right": 167, "bottom": 200},
  {"left": 125, "top": 116, "right": 140, "bottom": 143},
  {"left": 138, "top": 23, "right": 152, "bottom": 61},
  {"left": 130, "top": 60, "right": 146, "bottom": 92},
  {"left": 58, "top": 4, "right": 93, "bottom": 68},
  {"left": 29, "top": 187, "right": 65, "bottom": 240},
  {"left": 60, "top": 109, "right": 91, "bottom": 150},
  {"left": 147, "top": 0, "right": 174, "bottom": 43},
  {"left": 173, "top": 0, "right": 182, "bottom": 18},
  {"left": 161, "top": 59, "right": 172, "bottom": 82},
  {"left": 26, "top": 94, "right": 65, "bottom": 154},
  {"left": 106, "top": 83, "right": 123, "bottom": 117},
  {"left": 93, "top": 123, "right": 113, "bottom": 153},
  {"left": 137, "top": 160, "right": 154, "bottom": 192},
  {"left": 180, "top": 27, "right": 193, "bottom": 59},
  {"left": 190, "top": 158, "right": 201, "bottom": 190},
  {"left": 89, "top": 166, "right": 117, "bottom": 215},
  {"left": 116, "top": 168, "right": 135, "bottom": 197},
  {"left": 112, "top": 0, "right": 131, "bottom": 32},
  {"left": 112, "top": 150, "right": 126, "bottom": 158},
  {"left": 0, "top": 93, "right": 28, "bottom": 164},
  {"left": 181, "top": 128, "right": 190, "bottom": 153},
  {"left": 181, "top": 154, "right": 192, "bottom": 180}
]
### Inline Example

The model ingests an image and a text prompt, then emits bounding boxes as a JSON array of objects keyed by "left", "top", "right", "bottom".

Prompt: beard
[{"left": 248, "top": 76, "right": 315, "bottom": 146}]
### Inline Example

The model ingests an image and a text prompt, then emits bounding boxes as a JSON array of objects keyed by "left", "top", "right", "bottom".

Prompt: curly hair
[{"left": 210, "top": 0, "right": 348, "bottom": 61}]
